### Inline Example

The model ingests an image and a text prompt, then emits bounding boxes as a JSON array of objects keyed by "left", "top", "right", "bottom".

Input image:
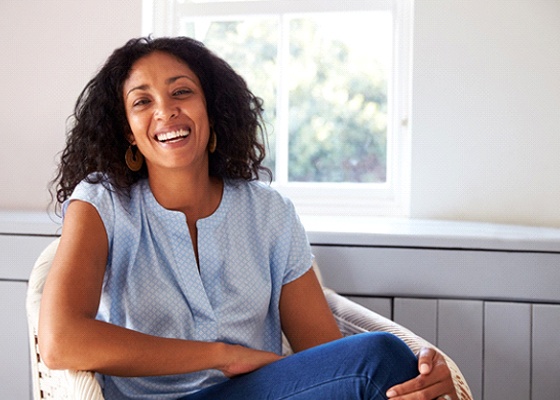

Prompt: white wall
[
  {"left": 410, "top": 0, "right": 560, "bottom": 227},
  {"left": 0, "top": 0, "right": 142, "bottom": 210},
  {"left": 1, "top": 0, "right": 559, "bottom": 228}
]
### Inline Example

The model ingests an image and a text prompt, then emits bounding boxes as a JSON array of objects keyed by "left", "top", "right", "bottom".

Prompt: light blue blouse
[{"left": 64, "top": 177, "right": 313, "bottom": 399}]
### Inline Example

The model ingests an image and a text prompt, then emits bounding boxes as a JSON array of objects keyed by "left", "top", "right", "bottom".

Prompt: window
[{"left": 144, "top": 0, "right": 412, "bottom": 216}]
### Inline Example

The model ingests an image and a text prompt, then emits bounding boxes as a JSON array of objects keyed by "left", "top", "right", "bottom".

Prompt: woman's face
[{"left": 123, "top": 51, "right": 211, "bottom": 175}]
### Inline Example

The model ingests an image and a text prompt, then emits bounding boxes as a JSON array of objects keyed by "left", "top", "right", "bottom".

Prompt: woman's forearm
[
  {"left": 39, "top": 315, "right": 282, "bottom": 377},
  {"left": 39, "top": 316, "right": 227, "bottom": 376}
]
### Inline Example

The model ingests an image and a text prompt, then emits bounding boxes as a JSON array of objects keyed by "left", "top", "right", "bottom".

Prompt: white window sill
[{"left": 301, "top": 215, "right": 560, "bottom": 253}]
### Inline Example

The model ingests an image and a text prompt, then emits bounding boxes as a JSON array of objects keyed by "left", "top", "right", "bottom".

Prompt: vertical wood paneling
[
  {"left": 532, "top": 304, "right": 560, "bottom": 399},
  {"left": 484, "top": 302, "right": 531, "bottom": 400},
  {"left": 346, "top": 296, "right": 392, "bottom": 319},
  {"left": 438, "top": 299, "right": 484, "bottom": 400},
  {"left": 0, "top": 282, "right": 30, "bottom": 399},
  {"left": 394, "top": 298, "right": 438, "bottom": 345}
]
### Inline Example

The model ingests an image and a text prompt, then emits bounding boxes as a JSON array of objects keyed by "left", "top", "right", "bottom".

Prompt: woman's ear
[{"left": 124, "top": 128, "right": 136, "bottom": 146}]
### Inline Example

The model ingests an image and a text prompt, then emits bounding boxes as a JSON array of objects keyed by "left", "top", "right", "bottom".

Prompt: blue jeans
[{"left": 180, "top": 332, "right": 418, "bottom": 399}]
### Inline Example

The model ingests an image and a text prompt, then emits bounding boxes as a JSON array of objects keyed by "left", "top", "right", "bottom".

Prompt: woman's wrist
[{"left": 210, "top": 341, "right": 232, "bottom": 373}]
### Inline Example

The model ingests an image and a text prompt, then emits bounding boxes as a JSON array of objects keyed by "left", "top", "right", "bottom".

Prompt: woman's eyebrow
[
  {"left": 166, "top": 75, "right": 198, "bottom": 85},
  {"left": 126, "top": 84, "right": 148, "bottom": 99}
]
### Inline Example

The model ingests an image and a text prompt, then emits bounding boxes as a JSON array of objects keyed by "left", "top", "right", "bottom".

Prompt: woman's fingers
[
  {"left": 418, "top": 347, "right": 436, "bottom": 375},
  {"left": 386, "top": 347, "right": 457, "bottom": 399}
]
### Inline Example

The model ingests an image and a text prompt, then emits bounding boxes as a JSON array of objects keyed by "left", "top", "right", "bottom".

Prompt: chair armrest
[
  {"left": 323, "top": 288, "right": 473, "bottom": 400},
  {"left": 67, "top": 370, "right": 104, "bottom": 400},
  {"left": 27, "top": 238, "right": 104, "bottom": 400},
  {"left": 30, "top": 340, "right": 104, "bottom": 400}
]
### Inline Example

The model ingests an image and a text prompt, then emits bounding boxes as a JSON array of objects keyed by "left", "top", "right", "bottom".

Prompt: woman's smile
[
  {"left": 154, "top": 128, "right": 193, "bottom": 151},
  {"left": 155, "top": 128, "right": 191, "bottom": 143}
]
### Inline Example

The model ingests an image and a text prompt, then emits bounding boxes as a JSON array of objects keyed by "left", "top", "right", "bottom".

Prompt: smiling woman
[{"left": 40, "top": 36, "right": 458, "bottom": 400}]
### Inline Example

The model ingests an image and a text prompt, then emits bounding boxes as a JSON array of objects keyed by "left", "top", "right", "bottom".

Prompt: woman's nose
[{"left": 155, "top": 99, "right": 179, "bottom": 120}]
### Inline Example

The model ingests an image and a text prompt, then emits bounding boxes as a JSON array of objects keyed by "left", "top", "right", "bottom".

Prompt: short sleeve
[
  {"left": 276, "top": 197, "right": 314, "bottom": 286},
  {"left": 62, "top": 178, "right": 116, "bottom": 242}
]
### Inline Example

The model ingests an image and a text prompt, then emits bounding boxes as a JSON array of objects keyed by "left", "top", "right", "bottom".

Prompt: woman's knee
[
  {"left": 345, "top": 331, "right": 404, "bottom": 352},
  {"left": 348, "top": 332, "right": 418, "bottom": 382},
  {"left": 360, "top": 332, "right": 415, "bottom": 358}
]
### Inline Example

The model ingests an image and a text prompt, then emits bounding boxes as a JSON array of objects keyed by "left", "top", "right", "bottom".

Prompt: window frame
[{"left": 144, "top": 0, "right": 412, "bottom": 217}]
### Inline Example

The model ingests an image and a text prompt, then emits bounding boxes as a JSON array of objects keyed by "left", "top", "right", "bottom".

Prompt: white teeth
[{"left": 156, "top": 129, "right": 190, "bottom": 142}]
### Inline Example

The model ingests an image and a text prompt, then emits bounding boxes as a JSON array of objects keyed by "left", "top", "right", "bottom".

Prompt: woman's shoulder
[
  {"left": 68, "top": 173, "right": 112, "bottom": 202},
  {"left": 224, "top": 179, "right": 298, "bottom": 224},
  {"left": 68, "top": 174, "right": 147, "bottom": 211},
  {"left": 64, "top": 175, "right": 148, "bottom": 237},
  {"left": 226, "top": 179, "right": 290, "bottom": 205}
]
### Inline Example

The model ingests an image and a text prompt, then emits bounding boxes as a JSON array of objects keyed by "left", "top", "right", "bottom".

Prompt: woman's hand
[
  {"left": 386, "top": 347, "right": 458, "bottom": 400},
  {"left": 219, "top": 344, "right": 283, "bottom": 378}
]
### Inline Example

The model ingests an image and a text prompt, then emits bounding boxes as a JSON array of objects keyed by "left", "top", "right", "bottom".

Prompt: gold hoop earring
[
  {"left": 208, "top": 130, "right": 217, "bottom": 153},
  {"left": 125, "top": 145, "right": 144, "bottom": 171}
]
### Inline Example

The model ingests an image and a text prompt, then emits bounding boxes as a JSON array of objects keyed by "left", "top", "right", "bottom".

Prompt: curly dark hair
[{"left": 52, "top": 36, "right": 271, "bottom": 205}]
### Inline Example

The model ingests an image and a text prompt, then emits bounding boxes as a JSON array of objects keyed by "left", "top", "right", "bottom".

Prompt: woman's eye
[
  {"left": 174, "top": 89, "right": 192, "bottom": 96},
  {"left": 132, "top": 99, "right": 150, "bottom": 107}
]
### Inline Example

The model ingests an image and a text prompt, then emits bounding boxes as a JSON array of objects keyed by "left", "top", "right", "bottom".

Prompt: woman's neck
[{"left": 147, "top": 168, "right": 223, "bottom": 222}]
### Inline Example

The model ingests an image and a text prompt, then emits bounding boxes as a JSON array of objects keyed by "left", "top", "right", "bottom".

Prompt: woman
[{"left": 39, "top": 36, "right": 457, "bottom": 399}]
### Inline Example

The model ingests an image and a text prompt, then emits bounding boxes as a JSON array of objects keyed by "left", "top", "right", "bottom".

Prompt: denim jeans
[{"left": 180, "top": 332, "right": 418, "bottom": 399}]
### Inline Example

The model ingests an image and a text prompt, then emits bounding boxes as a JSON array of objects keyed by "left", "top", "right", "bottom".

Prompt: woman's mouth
[{"left": 155, "top": 129, "right": 191, "bottom": 143}]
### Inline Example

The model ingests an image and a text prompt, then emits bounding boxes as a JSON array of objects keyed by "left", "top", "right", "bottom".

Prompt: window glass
[{"left": 287, "top": 13, "right": 391, "bottom": 183}]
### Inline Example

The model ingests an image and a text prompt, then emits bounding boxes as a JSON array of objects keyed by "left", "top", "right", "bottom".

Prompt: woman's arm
[
  {"left": 38, "top": 200, "right": 281, "bottom": 377},
  {"left": 279, "top": 268, "right": 343, "bottom": 352}
]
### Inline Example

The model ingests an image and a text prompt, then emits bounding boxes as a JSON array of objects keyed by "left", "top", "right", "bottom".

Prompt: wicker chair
[{"left": 27, "top": 238, "right": 473, "bottom": 399}]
